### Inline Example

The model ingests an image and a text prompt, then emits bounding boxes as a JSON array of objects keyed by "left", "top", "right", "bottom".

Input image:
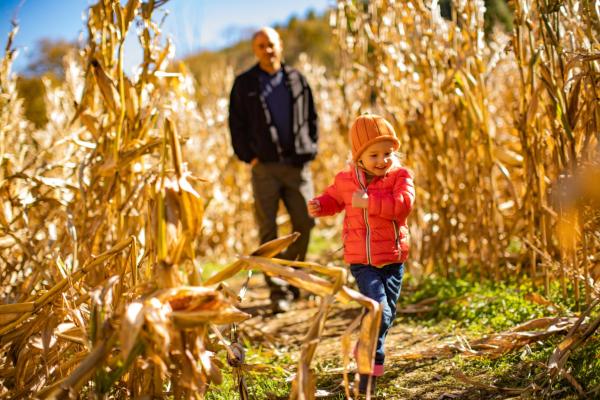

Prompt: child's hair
[{"left": 349, "top": 114, "right": 400, "bottom": 162}]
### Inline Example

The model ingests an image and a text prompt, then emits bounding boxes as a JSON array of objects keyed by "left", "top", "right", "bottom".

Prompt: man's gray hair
[{"left": 252, "top": 26, "right": 281, "bottom": 43}]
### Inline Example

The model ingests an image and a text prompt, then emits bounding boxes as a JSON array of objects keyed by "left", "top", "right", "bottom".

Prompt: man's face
[{"left": 252, "top": 30, "right": 282, "bottom": 72}]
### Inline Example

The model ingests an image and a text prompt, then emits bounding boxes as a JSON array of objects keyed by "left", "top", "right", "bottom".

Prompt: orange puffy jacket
[{"left": 313, "top": 163, "right": 415, "bottom": 266}]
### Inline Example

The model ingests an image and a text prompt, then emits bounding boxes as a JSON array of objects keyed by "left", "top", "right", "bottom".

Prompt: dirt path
[{"left": 234, "top": 276, "right": 508, "bottom": 400}]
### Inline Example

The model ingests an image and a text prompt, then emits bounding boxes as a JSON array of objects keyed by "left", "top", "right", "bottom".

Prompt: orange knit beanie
[{"left": 350, "top": 114, "right": 400, "bottom": 161}]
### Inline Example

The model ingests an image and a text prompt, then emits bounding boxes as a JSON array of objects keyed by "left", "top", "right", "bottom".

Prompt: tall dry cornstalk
[
  {"left": 0, "top": 2, "right": 385, "bottom": 398},
  {"left": 511, "top": 0, "right": 600, "bottom": 306},
  {"left": 332, "top": 0, "right": 599, "bottom": 302},
  {"left": 0, "top": 1, "right": 246, "bottom": 397},
  {"left": 330, "top": 3, "right": 599, "bottom": 394}
]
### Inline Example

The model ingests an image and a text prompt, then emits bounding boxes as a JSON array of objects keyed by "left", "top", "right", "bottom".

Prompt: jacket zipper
[
  {"left": 392, "top": 220, "right": 401, "bottom": 260},
  {"left": 355, "top": 167, "right": 372, "bottom": 265}
]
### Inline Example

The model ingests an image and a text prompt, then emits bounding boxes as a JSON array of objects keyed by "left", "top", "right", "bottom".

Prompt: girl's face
[{"left": 358, "top": 140, "right": 396, "bottom": 176}]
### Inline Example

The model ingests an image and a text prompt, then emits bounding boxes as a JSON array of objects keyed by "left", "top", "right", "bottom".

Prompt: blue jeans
[{"left": 350, "top": 263, "right": 404, "bottom": 365}]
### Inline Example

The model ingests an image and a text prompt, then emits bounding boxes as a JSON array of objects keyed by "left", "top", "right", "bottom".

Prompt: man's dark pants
[{"left": 251, "top": 162, "right": 315, "bottom": 301}]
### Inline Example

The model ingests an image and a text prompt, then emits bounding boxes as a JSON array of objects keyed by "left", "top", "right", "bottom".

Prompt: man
[{"left": 228, "top": 27, "right": 318, "bottom": 313}]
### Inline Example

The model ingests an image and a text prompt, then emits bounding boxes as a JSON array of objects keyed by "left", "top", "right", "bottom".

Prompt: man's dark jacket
[{"left": 228, "top": 63, "right": 318, "bottom": 166}]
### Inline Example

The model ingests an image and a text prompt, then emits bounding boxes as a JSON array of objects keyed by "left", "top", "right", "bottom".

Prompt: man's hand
[
  {"left": 352, "top": 190, "right": 369, "bottom": 208},
  {"left": 307, "top": 199, "right": 321, "bottom": 217}
]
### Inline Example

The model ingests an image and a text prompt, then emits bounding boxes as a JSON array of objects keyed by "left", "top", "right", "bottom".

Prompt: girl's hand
[
  {"left": 307, "top": 199, "right": 321, "bottom": 217},
  {"left": 352, "top": 190, "right": 369, "bottom": 208}
]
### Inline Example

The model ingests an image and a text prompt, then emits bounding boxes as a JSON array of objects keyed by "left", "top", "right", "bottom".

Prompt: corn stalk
[{"left": 332, "top": 0, "right": 599, "bottom": 302}]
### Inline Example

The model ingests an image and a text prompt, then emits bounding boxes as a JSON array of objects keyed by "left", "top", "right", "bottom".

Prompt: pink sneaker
[{"left": 372, "top": 364, "right": 384, "bottom": 377}]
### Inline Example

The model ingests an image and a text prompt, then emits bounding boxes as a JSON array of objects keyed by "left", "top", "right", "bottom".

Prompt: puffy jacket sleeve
[
  {"left": 228, "top": 77, "right": 255, "bottom": 163},
  {"left": 313, "top": 176, "right": 345, "bottom": 216},
  {"left": 368, "top": 168, "right": 414, "bottom": 220}
]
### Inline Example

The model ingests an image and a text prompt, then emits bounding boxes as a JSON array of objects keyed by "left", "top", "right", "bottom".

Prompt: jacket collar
[
  {"left": 250, "top": 63, "right": 292, "bottom": 92},
  {"left": 352, "top": 164, "right": 372, "bottom": 190},
  {"left": 250, "top": 62, "right": 291, "bottom": 78}
]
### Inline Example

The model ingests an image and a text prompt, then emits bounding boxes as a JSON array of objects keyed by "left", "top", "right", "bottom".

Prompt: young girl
[{"left": 307, "top": 114, "right": 415, "bottom": 394}]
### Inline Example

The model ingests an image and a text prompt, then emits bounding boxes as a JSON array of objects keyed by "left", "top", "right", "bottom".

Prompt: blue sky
[{"left": 1, "top": 0, "right": 332, "bottom": 73}]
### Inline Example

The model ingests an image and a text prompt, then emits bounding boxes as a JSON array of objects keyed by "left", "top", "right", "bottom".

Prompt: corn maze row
[{"left": 0, "top": 0, "right": 598, "bottom": 398}]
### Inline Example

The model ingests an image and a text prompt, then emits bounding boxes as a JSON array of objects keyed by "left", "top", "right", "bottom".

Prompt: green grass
[
  {"left": 399, "top": 276, "right": 570, "bottom": 333},
  {"left": 398, "top": 275, "right": 600, "bottom": 398},
  {"left": 200, "top": 261, "right": 251, "bottom": 283},
  {"left": 206, "top": 346, "right": 293, "bottom": 400},
  {"left": 307, "top": 229, "right": 341, "bottom": 258},
  {"left": 452, "top": 332, "right": 600, "bottom": 398}
]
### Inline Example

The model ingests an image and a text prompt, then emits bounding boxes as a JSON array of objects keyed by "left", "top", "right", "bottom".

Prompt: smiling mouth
[{"left": 373, "top": 166, "right": 389, "bottom": 174}]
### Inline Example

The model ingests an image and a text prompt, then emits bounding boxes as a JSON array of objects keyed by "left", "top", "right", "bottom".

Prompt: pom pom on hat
[{"left": 350, "top": 113, "right": 400, "bottom": 161}]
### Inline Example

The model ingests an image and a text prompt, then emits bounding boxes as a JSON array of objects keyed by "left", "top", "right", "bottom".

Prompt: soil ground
[{"left": 231, "top": 274, "right": 525, "bottom": 400}]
